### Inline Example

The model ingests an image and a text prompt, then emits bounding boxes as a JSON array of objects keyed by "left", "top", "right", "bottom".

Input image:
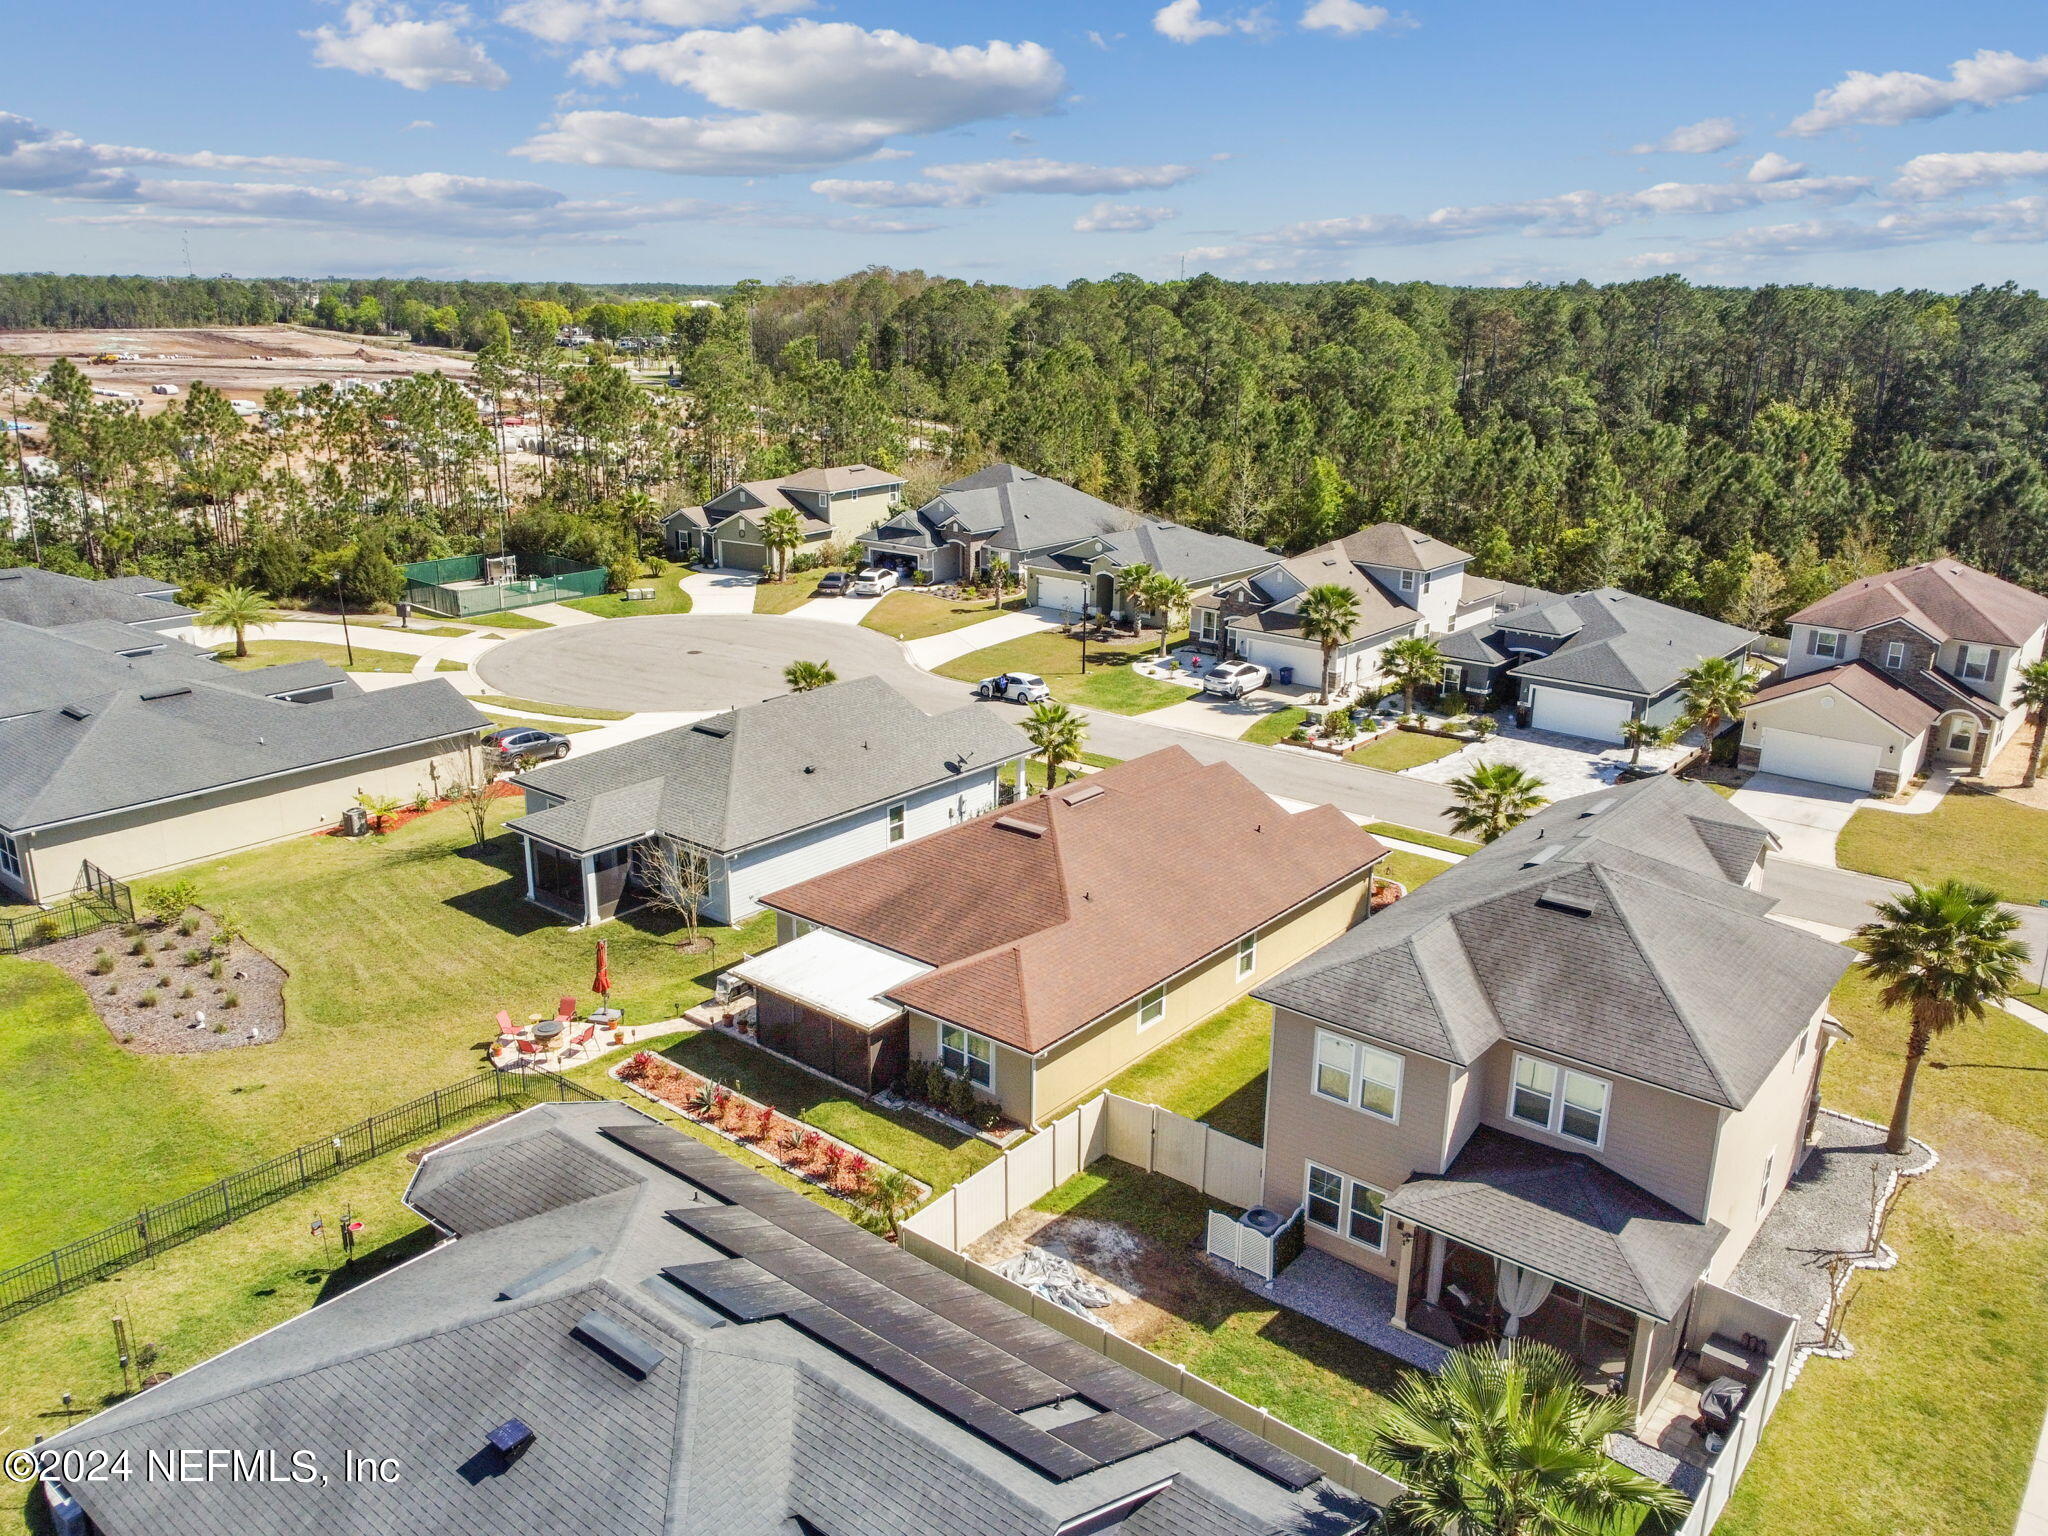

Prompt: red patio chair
[
  {"left": 496, "top": 1011, "right": 521, "bottom": 1038},
  {"left": 562, "top": 1023, "right": 597, "bottom": 1062},
  {"left": 554, "top": 996, "right": 577, "bottom": 1024},
  {"left": 515, "top": 1038, "right": 542, "bottom": 1068}
]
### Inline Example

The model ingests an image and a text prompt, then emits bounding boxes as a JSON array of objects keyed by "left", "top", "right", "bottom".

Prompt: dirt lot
[
  {"left": 966, "top": 1204, "right": 1210, "bottom": 1347},
  {"left": 0, "top": 325, "right": 473, "bottom": 420}
]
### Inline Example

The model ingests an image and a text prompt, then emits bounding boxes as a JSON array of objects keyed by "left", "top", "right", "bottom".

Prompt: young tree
[
  {"left": 856, "top": 1167, "right": 922, "bottom": 1239},
  {"left": 1369, "top": 1340, "right": 1690, "bottom": 1536},
  {"left": 1023, "top": 700, "right": 1086, "bottom": 789},
  {"left": 1297, "top": 583, "right": 1362, "bottom": 704},
  {"left": 451, "top": 751, "right": 499, "bottom": 847},
  {"left": 354, "top": 790, "right": 403, "bottom": 834},
  {"left": 1112, "top": 563, "right": 1156, "bottom": 631},
  {"left": 783, "top": 659, "right": 837, "bottom": 693},
  {"left": 632, "top": 837, "right": 711, "bottom": 951},
  {"left": 1142, "top": 572, "right": 1192, "bottom": 658},
  {"left": 760, "top": 507, "right": 806, "bottom": 582},
  {"left": 1678, "top": 654, "right": 1755, "bottom": 754},
  {"left": 2017, "top": 658, "right": 2048, "bottom": 788},
  {"left": 1619, "top": 715, "right": 1670, "bottom": 769},
  {"left": 1856, "top": 880, "right": 2026, "bottom": 1153},
  {"left": 198, "top": 583, "right": 269, "bottom": 659},
  {"left": 986, "top": 553, "right": 1011, "bottom": 612},
  {"left": 1381, "top": 633, "right": 1447, "bottom": 716},
  {"left": 140, "top": 878, "right": 200, "bottom": 927},
  {"left": 1445, "top": 763, "right": 1549, "bottom": 843}
]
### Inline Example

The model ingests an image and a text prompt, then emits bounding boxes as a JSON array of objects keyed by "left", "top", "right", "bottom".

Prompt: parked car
[
  {"left": 484, "top": 725, "right": 572, "bottom": 765},
  {"left": 1201, "top": 660, "right": 1269, "bottom": 699},
  {"left": 975, "top": 672, "right": 1051, "bottom": 704},
  {"left": 849, "top": 567, "right": 900, "bottom": 597},
  {"left": 815, "top": 570, "right": 852, "bottom": 597}
]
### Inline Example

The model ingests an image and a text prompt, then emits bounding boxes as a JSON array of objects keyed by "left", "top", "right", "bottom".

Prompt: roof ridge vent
[
  {"left": 573, "top": 1309, "right": 665, "bottom": 1378},
  {"left": 993, "top": 816, "right": 1045, "bottom": 837},
  {"left": 1535, "top": 886, "right": 1599, "bottom": 917},
  {"left": 1060, "top": 784, "right": 1105, "bottom": 806},
  {"left": 60, "top": 704, "right": 92, "bottom": 720},
  {"left": 139, "top": 686, "right": 192, "bottom": 702},
  {"left": 1521, "top": 842, "right": 1564, "bottom": 867},
  {"left": 1578, "top": 798, "right": 1615, "bottom": 818}
]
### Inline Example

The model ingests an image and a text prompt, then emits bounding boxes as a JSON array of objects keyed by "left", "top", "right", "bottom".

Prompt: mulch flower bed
[
  {"left": 313, "top": 780, "right": 519, "bottom": 838},
  {"left": 38, "top": 910, "right": 286, "bottom": 1054},
  {"left": 612, "top": 1050, "right": 926, "bottom": 1205}
]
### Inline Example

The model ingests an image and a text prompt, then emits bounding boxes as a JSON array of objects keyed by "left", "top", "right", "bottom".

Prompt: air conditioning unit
[
  {"left": 484, "top": 555, "right": 517, "bottom": 586},
  {"left": 339, "top": 806, "right": 370, "bottom": 838}
]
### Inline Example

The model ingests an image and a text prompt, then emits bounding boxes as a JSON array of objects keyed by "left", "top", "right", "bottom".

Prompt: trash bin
[{"left": 1277, "top": 666, "right": 1294, "bottom": 686}]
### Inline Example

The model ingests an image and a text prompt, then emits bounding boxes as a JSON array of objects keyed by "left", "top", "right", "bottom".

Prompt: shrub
[
  {"left": 1471, "top": 715, "right": 1499, "bottom": 739},
  {"left": 947, "top": 1074, "right": 975, "bottom": 1119},
  {"left": 223, "top": 991, "right": 240, "bottom": 1009},
  {"left": 819, "top": 1141, "right": 846, "bottom": 1186},
  {"left": 688, "top": 1081, "right": 720, "bottom": 1118},
  {"left": 139, "top": 953, "right": 155, "bottom": 969},
  {"left": 183, "top": 946, "right": 208, "bottom": 966},
  {"left": 128, "top": 938, "right": 147, "bottom": 956},
  {"left": 208, "top": 959, "right": 224, "bottom": 980},
  {"left": 211, "top": 1021, "right": 227, "bottom": 1035},
  {"left": 179, "top": 983, "right": 195, "bottom": 999},
  {"left": 779, "top": 1123, "right": 807, "bottom": 1154},
  {"left": 178, "top": 915, "right": 200, "bottom": 937},
  {"left": 411, "top": 791, "right": 433, "bottom": 812},
  {"left": 790, "top": 550, "right": 822, "bottom": 573},
  {"left": 135, "top": 990, "right": 157, "bottom": 1008},
  {"left": 90, "top": 951, "right": 115, "bottom": 975}
]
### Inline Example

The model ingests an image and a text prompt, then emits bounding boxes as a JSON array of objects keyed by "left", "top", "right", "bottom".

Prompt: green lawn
[
  {"left": 1032, "top": 1164, "right": 1406, "bottom": 1456},
  {"left": 1346, "top": 730, "right": 1466, "bottom": 771},
  {"left": 214, "top": 639, "right": 419, "bottom": 674},
  {"left": 862, "top": 590, "right": 1027, "bottom": 641},
  {"left": 936, "top": 629, "right": 1192, "bottom": 715},
  {"left": 753, "top": 569, "right": 829, "bottom": 614},
  {"left": 1719, "top": 967, "right": 2048, "bottom": 1536},
  {"left": 471, "top": 694, "right": 630, "bottom": 721},
  {"left": 474, "top": 609, "right": 551, "bottom": 630},
  {"left": 1837, "top": 790, "right": 2048, "bottom": 904},
  {"left": 1023, "top": 751, "right": 1124, "bottom": 792},
  {"left": 1241, "top": 706, "right": 1308, "bottom": 745},
  {"left": 435, "top": 658, "right": 467, "bottom": 672},
  {"left": 1106, "top": 995, "right": 1274, "bottom": 1143},
  {"left": 1362, "top": 821, "right": 1480, "bottom": 856},
  {"left": 0, "top": 801, "right": 776, "bottom": 1267},
  {"left": 479, "top": 711, "right": 598, "bottom": 735},
  {"left": 562, "top": 560, "right": 694, "bottom": 618},
  {"left": 1379, "top": 850, "right": 1454, "bottom": 890}
]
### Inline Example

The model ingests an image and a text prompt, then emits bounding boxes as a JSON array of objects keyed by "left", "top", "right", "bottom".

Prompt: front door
[{"left": 1096, "top": 571, "right": 1118, "bottom": 619}]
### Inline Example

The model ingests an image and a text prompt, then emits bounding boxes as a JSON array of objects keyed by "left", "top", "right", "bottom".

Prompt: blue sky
[{"left": 5, "top": 0, "right": 2048, "bottom": 288}]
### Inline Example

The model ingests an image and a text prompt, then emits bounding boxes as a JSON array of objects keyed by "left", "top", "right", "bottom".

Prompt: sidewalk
[{"left": 902, "top": 606, "right": 1061, "bottom": 670}]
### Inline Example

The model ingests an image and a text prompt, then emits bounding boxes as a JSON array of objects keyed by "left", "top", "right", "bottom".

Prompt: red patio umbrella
[{"left": 593, "top": 939, "right": 611, "bottom": 1003}]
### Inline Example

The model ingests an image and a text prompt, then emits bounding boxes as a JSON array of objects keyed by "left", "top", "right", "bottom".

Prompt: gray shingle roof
[
  {"left": 1036, "top": 520, "right": 1274, "bottom": 588},
  {"left": 42, "top": 1103, "right": 1376, "bottom": 1536},
  {"left": 509, "top": 677, "right": 1030, "bottom": 855},
  {"left": 0, "top": 565, "right": 193, "bottom": 627},
  {"left": 1339, "top": 523, "right": 1471, "bottom": 573},
  {"left": 1384, "top": 1127, "right": 1725, "bottom": 1319},
  {"left": 926, "top": 464, "right": 1139, "bottom": 553},
  {"left": 1257, "top": 775, "right": 1850, "bottom": 1107},
  {"left": 1496, "top": 590, "right": 1757, "bottom": 698}
]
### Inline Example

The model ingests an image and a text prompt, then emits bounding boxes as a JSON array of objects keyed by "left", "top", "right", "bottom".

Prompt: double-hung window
[
  {"left": 1312, "top": 1029, "right": 1402, "bottom": 1121},
  {"left": 0, "top": 832, "right": 20, "bottom": 888},
  {"left": 887, "top": 803, "right": 907, "bottom": 843},
  {"left": 1510, "top": 1053, "right": 1610, "bottom": 1148},
  {"left": 1136, "top": 986, "right": 1166, "bottom": 1031},
  {"left": 939, "top": 1024, "right": 993, "bottom": 1087},
  {"left": 1959, "top": 644, "right": 1995, "bottom": 682},
  {"left": 1398, "top": 570, "right": 1415, "bottom": 593},
  {"left": 1759, "top": 1150, "right": 1776, "bottom": 1211},
  {"left": 1305, "top": 1162, "right": 1387, "bottom": 1250},
  {"left": 1808, "top": 629, "right": 1841, "bottom": 660},
  {"left": 1883, "top": 639, "right": 1907, "bottom": 671},
  {"left": 1235, "top": 932, "right": 1258, "bottom": 979}
]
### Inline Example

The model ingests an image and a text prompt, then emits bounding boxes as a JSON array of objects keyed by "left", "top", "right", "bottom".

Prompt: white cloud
[
  {"left": 1152, "top": 0, "right": 1268, "bottom": 44},
  {"left": 497, "top": 0, "right": 809, "bottom": 46},
  {"left": 1628, "top": 173, "right": 1865, "bottom": 215},
  {"left": 1299, "top": 0, "right": 1411, "bottom": 36},
  {"left": 1890, "top": 148, "right": 2048, "bottom": 200},
  {"left": 812, "top": 157, "right": 1195, "bottom": 208},
  {"left": 405, "top": 119, "right": 437, "bottom": 130},
  {"left": 519, "top": 20, "right": 1064, "bottom": 174},
  {"left": 1629, "top": 117, "right": 1741, "bottom": 155},
  {"left": 1745, "top": 151, "right": 1807, "bottom": 183},
  {"left": 1074, "top": 201, "right": 1177, "bottom": 232},
  {"left": 308, "top": 3, "right": 508, "bottom": 91},
  {"left": 1788, "top": 49, "right": 2048, "bottom": 136}
]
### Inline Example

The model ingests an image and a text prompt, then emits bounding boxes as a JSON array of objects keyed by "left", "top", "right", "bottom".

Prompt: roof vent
[
  {"left": 499, "top": 1244, "right": 601, "bottom": 1301},
  {"left": 1061, "top": 784, "right": 1105, "bottom": 806},
  {"left": 692, "top": 722, "right": 730, "bottom": 738},
  {"left": 994, "top": 816, "right": 1044, "bottom": 838},
  {"left": 1578, "top": 798, "right": 1614, "bottom": 818},
  {"left": 1536, "top": 887, "right": 1600, "bottom": 917},
  {"left": 573, "top": 1310, "right": 665, "bottom": 1378},
  {"left": 485, "top": 1419, "right": 534, "bottom": 1462},
  {"left": 60, "top": 704, "right": 92, "bottom": 721},
  {"left": 1521, "top": 843, "right": 1564, "bottom": 868},
  {"left": 139, "top": 686, "right": 192, "bottom": 702}
]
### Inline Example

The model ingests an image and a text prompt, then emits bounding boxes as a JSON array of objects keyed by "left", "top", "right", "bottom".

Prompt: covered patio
[{"left": 726, "top": 928, "right": 932, "bottom": 1096}]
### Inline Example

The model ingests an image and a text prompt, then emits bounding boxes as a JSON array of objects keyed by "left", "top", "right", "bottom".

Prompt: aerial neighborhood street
[{"left": 4, "top": 6, "right": 2048, "bottom": 1535}]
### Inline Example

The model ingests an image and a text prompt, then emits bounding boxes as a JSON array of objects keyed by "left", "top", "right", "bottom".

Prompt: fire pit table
[{"left": 531, "top": 1018, "right": 566, "bottom": 1049}]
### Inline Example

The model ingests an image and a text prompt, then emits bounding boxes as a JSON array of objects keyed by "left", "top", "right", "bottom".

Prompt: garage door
[
  {"left": 1758, "top": 727, "right": 1880, "bottom": 792},
  {"left": 1033, "top": 574, "right": 1088, "bottom": 614},
  {"left": 1529, "top": 687, "right": 1633, "bottom": 743},
  {"left": 717, "top": 539, "right": 767, "bottom": 571}
]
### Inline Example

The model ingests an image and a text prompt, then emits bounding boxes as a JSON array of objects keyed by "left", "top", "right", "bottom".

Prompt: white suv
[
  {"left": 849, "top": 567, "right": 900, "bottom": 597},
  {"left": 1201, "top": 660, "right": 1269, "bottom": 699}
]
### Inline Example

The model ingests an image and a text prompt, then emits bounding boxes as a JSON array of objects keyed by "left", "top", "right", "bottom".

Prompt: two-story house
[
  {"left": 661, "top": 465, "right": 905, "bottom": 568},
  {"left": 858, "top": 463, "right": 1158, "bottom": 586},
  {"left": 1191, "top": 524, "right": 1547, "bottom": 696},
  {"left": 1253, "top": 774, "right": 1850, "bottom": 1417},
  {"left": 1740, "top": 558, "right": 2048, "bottom": 792}
]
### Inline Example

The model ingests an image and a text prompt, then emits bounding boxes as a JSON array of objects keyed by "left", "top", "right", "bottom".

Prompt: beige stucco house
[
  {"left": 1253, "top": 775, "right": 1850, "bottom": 1419},
  {"left": 661, "top": 465, "right": 904, "bottom": 569},
  {"left": 742, "top": 748, "right": 1387, "bottom": 1125},
  {"left": 1740, "top": 558, "right": 2048, "bottom": 792}
]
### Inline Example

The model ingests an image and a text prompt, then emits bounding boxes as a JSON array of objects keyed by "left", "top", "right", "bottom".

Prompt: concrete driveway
[
  {"left": 1406, "top": 722, "right": 1693, "bottom": 801},
  {"left": 1145, "top": 690, "right": 1287, "bottom": 740},
  {"left": 679, "top": 566, "right": 760, "bottom": 616},
  {"left": 1729, "top": 774, "right": 1862, "bottom": 868}
]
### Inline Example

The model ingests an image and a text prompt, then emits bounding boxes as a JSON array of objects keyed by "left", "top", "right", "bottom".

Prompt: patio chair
[
  {"left": 554, "top": 996, "right": 577, "bottom": 1025},
  {"left": 561, "top": 1023, "right": 597, "bottom": 1061},
  {"left": 515, "top": 1038, "right": 543, "bottom": 1068},
  {"left": 495, "top": 1010, "right": 521, "bottom": 1038}
]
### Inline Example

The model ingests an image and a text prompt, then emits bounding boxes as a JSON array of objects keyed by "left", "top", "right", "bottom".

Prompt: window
[
  {"left": 1509, "top": 1053, "right": 1610, "bottom": 1148},
  {"left": 1137, "top": 986, "right": 1166, "bottom": 1031},
  {"left": 1808, "top": 629, "right": 1841, "bottom": 659},
  {"left": 1312, "top": 1029, "right": 1402, "bottom": 1121},
  {"left": 1948, "top": 720, "right": 1975, "bottom": 751},
  {"left": 1304, "top": 1163, "right": 1387, "bottom": 1251},
  {"left": 1759, "top": 1150, "right": 1776, "bottom": 1212},
  {"left": 887, "top": 803, "right": 906, "bottom": 844},
  {"left": 1236, "top": 932, "right": 1257, "bottom": 979},
  {"left": 940, "top": 1024, "right": 993, "bottom": 1087},
  {"left": 0, "top": 831, "right": 20, "bottom": 886},
  {"left": 1959, "top": 644, "right": 1995, "bottom": 682},
  {"left": 1398, "top": 570, "right": 1416, "bottom": 592},
  {"left": 1197, "top": 608, "right": 1218, "bottom": 641},
  {"left": 1883, "top": 639, "right": 1907, "bottom": 671}
]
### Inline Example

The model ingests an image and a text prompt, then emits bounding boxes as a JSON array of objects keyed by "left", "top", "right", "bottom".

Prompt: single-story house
[
  {"left": 858, "top": 463, "right": 1151, "bottom": 586},
  {"left": 1740, "top": 558, "right": 2048, "bottom": 791},
  {"left": 0, "top": 572, "right": 484, "bottom": 902},
  {"left": 661, "top": 464, "right": 904, "bottom": 567},
  {"left": 35, "top": 1100, "right": 1373, "bottom": 1536},
  {"left": 746, "top": 747, "right": 1388, "bottom": 1120},
  {"left": 505, "top": 676, "right": 1030, "bottom": 928},
  {"left": 1437, "top": 587, "right": 1757, "bottom": 743},
  {"left": 1020, "top": 519, "right": 1275, "bottom": 619}
]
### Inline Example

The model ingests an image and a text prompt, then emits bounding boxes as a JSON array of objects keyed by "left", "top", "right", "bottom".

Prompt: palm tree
[
  {"left": 1297, "top": 583, "right": 1362, "bottom": 704},
  {"left": 2017, "top": 658, "right": 2048, "bottom": 788},
  {"left": 1678, "top": 653, "right": 1755, "bottom": 755},
  {"left": 1856, "top": 880, "right": 2027, "bottom": 1153},
  {"left": 1382, "top": 633, "right": 1447, "bottom": 716},
  {"left": 1023, "top": 700, "right": 1086, "bottom": 789},
  {"left": 856, "top": 1167, "right": 922, "bottom": 1239},
  {"left": 1113, "top": 563, "right": 1156, "bottom": 630},
  {"left": 200, "top": 583, "right": 269, "bottom": 659},
  {"left": 1369, "top": 1340, "right": 1691, "bottom": 1536},
  {"left": 987, "top": 553, "right": 1011, "bottom": 612},
  {"left": 759, "top": 507, "right": 806, "bottom": 582},
  {"left": 783, "top": 659, "right": 836, "bottom": 693},
  {"left": 1143, "top": 573, "right": 1193, "bottom": 658},
  {"left": 1446, "top": 763, "right": 1549, "bottom": 843},
  {"left": 354, "top": 790, "right": 403, "bottom": 834},
  {"left": 1619, "top": 715, "right": 1670, "bottom": 769}
]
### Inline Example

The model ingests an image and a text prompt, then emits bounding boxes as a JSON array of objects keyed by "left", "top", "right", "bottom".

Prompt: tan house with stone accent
[
  {"left": 662, "top": 465, "right": 904, "bottom": 568},
  {"left": 1740, "top": 558, "right": 2048, "bottom": 792},
  {"left": 747, "top": 748, "right": 1387, "bottom": 1125},
  {"left": 1253, "top": 775, "right": 1850, "bottom": 1419}
]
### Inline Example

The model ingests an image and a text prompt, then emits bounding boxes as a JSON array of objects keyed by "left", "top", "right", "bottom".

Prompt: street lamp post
[{"left": 335, "top": 571, "right": 356, "bottom": 667}]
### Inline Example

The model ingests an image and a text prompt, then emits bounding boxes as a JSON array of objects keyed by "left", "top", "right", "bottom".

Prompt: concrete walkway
[
  {"left": 1857, "top": 765, "right": 1961, "bottom": 815},
  {"left": 679, "top": 566, "right": 760, "bottom": 616},
  {"left": 2018, "top": 1405, "right": 2048, "bottom": 1536},
  {"left": 901, "top": 606, "right": 1063, "bottom": 670}
]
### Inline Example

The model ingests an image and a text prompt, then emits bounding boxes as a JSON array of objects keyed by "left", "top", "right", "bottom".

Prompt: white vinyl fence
[{"left": 1668, "top": 1285, "right": 1801, "bottom": 1536}]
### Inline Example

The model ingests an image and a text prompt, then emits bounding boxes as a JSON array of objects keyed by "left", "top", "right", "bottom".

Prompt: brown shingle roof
[
  {"left": 1339, "top": 523, "right": 1471, "bottom": 572},
  {"left": 762, "top": 748, "right": 1386, "bottom": 1053},
  {"left": 1790, "top": 560, "right": 2048, "bottom": 648},
  {"left": 1746, "top": 661, "right": 1941, "bottom": 736}
]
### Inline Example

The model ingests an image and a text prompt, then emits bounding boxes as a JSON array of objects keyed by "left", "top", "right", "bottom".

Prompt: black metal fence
[
  {"left": 0, "top": 1070, "right": 602, "bottom": 1324},
  {"left": 0, "top": 861, "right": 133, "bottom": 956}
]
